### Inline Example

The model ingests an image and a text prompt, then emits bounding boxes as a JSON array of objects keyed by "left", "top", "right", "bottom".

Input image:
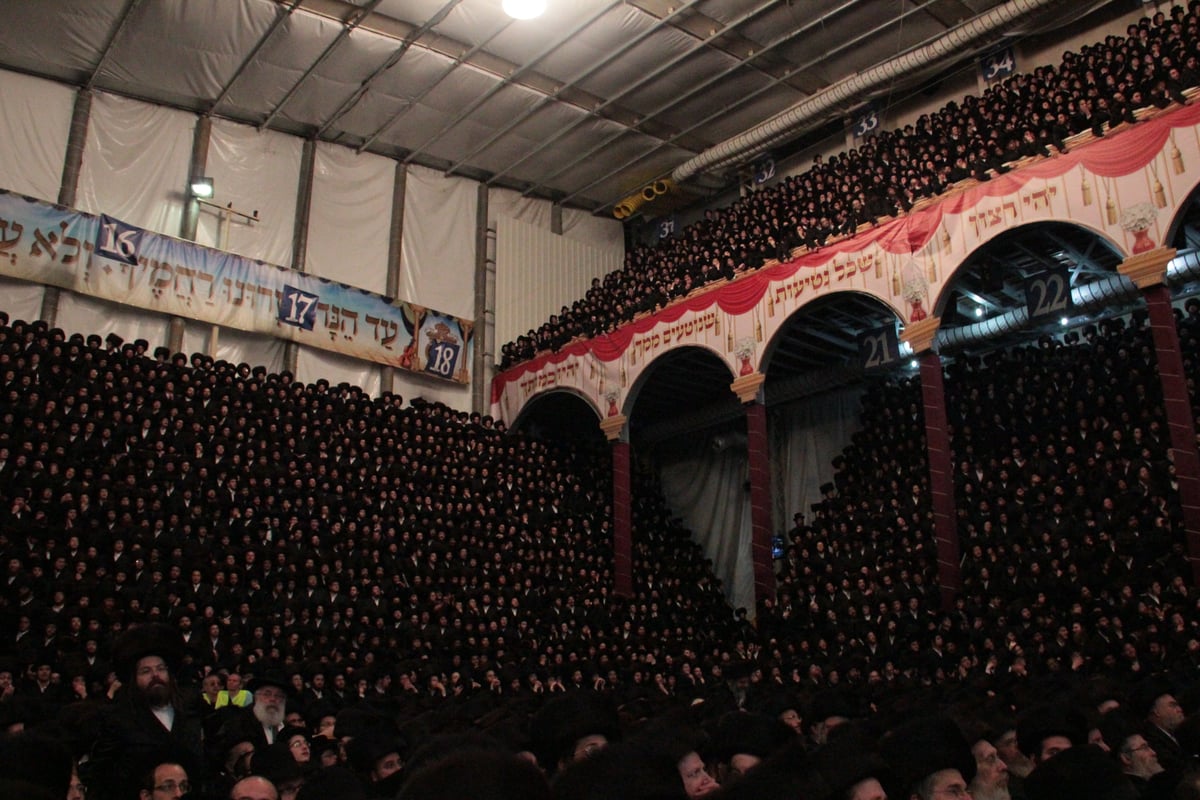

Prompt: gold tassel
[
  {"left": 875, "top": 258, "right": 882, "bottom": 280},
  {"left": 1172, "top": 140, "right": 1185, "bottom": 174},
  {"left": 1154, "top": 177, "right": 1167, "bottom": 208},
  {"left": 714, "top": 314, "right": 721, "bottom": 337},
  {"left": 927, "top": 257, "right": 937, "bottom": 284},
  {"left": 766, "top": 290, "right": 775, "bottom": 317},
  {"left": 892, "top": 265, "right": 901, "bottom": 296},
  {"left": 755, "top": 314, "right": 763, "bottom": 343},
  {"left": 620, "top": 363, "right": 627, "bottom": 387},
  {"left": 727, "top": 328, "right": 734, "bottom": 352},
  {"left": 1106, "top": 195, "right": 1117, "bottom": 225},
  {"left": 1081, "top": 176, "right": 1093, "bottom": 206},
  {"left": 941, "top": 227, "right": 951, "bottom": 254}
]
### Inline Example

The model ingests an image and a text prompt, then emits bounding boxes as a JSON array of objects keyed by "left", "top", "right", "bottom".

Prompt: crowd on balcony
[{"left": 500, "top": 4, "right": 1200, "bottom": 370}]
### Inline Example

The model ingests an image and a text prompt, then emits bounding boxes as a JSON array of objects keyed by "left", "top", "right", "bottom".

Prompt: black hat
[
  {"left": 110, "top": 622, "right": 184, "bottom": 682},
  {"left": 1016, "top": 704, "right": 1086, "bottom": 761},
  {"left": 251, "top": 740, "right": 304, "bottom": 787},
  {"left": 710, "top": 712, "right": 793, "bottom": 762},
  {"left": 879, "top": 716, "right": 975, "bottom": 800},
  {"left": 346, "top": 728, "right": 407, "bottom": 774},
  {"left": 247, "top": 671, "right": 294, "bottom": 696},
  {"left": 1024, "top": 744, "right": 1137, "bottom": 800},
  {"left": 814, "top": 722, "right": 892, "bottom": 800}
]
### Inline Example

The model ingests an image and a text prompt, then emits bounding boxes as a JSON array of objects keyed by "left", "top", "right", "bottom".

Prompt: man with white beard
[
  {"left": 217, "top": 673, "right": 294, "bottom": 751},
  {"left": 248, "top": 675, "right": 291, "bottom": 746},
  {"left": 968, "top": 737, "right": 1010, "bottom": 800}
]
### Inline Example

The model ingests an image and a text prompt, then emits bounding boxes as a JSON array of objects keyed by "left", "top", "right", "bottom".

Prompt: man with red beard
[{"left": 87, "top": 624, "right": 205, "bottom": 800}]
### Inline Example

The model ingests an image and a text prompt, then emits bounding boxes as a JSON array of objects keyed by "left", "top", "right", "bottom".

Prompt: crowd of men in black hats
[
  {"left": 2, "top": 294, "right": 1200, "bottom": 799},
  {"left": 500, "top": 4, "right": 1200, "bottom": 370},
  {"left": 8, "top": 5, "right": 1200, "bottom": 797}
]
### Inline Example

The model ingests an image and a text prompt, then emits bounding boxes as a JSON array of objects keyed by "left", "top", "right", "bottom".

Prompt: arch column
[
  {"left": 901, "top": 317, "right": 961, "bottom": 611},
  {"left": 732, "top": 372, "right": 774, "bottom": 603},
  {"left": 601, "top": 414, "right": 633, "bottom": 597},
  {"left": 1119, "top": 247, "right": 1200, "bottom": 586}
]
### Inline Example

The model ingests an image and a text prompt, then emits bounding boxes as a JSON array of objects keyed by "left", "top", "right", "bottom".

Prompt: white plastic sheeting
[
  {"left": 488, "top": 187, "right": 624, "bottom": 252},
  {"left": 181, "top": 320, "right": 286, "bottom": 374},
  {"left": 562, "top": 207, "right": 624, "bottom": 252},
  {"left": 494, "top": 216, "right": 621, "bottom": 348},
  {"left": 771, "top": 386, "right": 865, "bottom": 533},
  {"left": 76, "top": 92, "right": 194, "bottom": 237},
  {"left": 658, "top": 432, "right": 754, "bottom": 612},
  {"left": 401, "top": 164, "right": 477, "bottom": 319},
  {"left": 57, "top": 293, "right": 170, "bottom": 348},
  {"left": 197, "top": 118, "right": 302, "bottom": 267},
  {"left": 307, "top": 142, "right": 394, "bottom": 294},
  {"left": 0, "top": 70, "right": 72, "bottom": 202},
  {"left": 297, "top": 345, "right": 381, "bottom": 397},
  {"left": 0, "top": 278, "right": 47, "bottom": 325}
]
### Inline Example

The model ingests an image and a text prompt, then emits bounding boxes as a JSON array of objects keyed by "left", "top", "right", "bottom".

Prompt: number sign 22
[{"left": 1025, "top": 269, "right": 1072, "bottom": 320}]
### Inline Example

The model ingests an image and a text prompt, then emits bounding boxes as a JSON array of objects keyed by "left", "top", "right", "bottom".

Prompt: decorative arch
[
  {"left": 932, "top": 219, "right": 1125, "bottom": 322},
  {"left": 1166, "top": 176, "right": 1200, "bottom": 249},
  {"left": 761, "top": 289, "right": 905, "bottom": 375},
  {"left": 511, "top": 386, "right": 602, "bottom": 434},
  {"left": 624, "top": 344, "right": 736, "bottom": 428}
]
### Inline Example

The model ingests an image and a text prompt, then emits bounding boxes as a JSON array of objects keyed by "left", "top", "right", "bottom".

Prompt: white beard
[
  {"left": 253, "top": 703, "right": 285, "bottom": 729},
  {"left": 970, "top": 785, "right": 1011, "bottom": 800}
]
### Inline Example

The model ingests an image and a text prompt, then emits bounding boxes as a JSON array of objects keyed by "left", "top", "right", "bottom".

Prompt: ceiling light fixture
[
  {"left": 190, "top": 176, "right": 214, "bottom": 199},
  {"left": 503, "top": 0, "right": 546, "bottom": 20}
]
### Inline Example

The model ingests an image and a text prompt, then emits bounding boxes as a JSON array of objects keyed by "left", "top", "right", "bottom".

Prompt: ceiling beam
[
  {"left": 260, "top": 0, "right": 386, "bottom": 130},
  {"left": 317, "top": 0, "right": 463, "bottom": 138},
  {"left": 401, "top": 0, "right": 625, "bottom": 167},
  {"left": 211, "top": 0, "right": 303, "bottom": 114},
  {"left": 86, "top": 0, "right": 147, "bottom": 91}
]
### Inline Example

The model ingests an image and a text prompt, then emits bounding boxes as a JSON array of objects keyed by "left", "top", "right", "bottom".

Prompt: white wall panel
[
  {"left": 296, "top": 344, "right": 381, "bottom": 397},
  {"left": 198, "top": 118, "right": 302, "bottom": 267},
  {"left": 401, "top": 164, "right": 476, "bottom": 319},
  {"left": 77, "top": 92, "right": 194, "bottom": 236},
  {"left": 57, "top": 293, "right": 169, "bottom": 348},
  {"left": 562, "top": 207, "right": 623, "bottom": 251},
  {"left": 489, "top": 187, "right": 624, "bottom": 252},
  {"left": 181, "top": 320, "right": 286, "bottom": 374},
  {"left": 0, "top": 69, "right": 72, "bottom": 202},
  {"left": 494, "top": 215, "right": 622, "bottom": 347},
  {"left": 489, "top": 187, "right": 553, "bottom": 230},
  {"left": 308, "top": 142, "right": 392, "bottom": 294},
  {"left": 0, "top": 277, "right": 45, "bottom": 324}
]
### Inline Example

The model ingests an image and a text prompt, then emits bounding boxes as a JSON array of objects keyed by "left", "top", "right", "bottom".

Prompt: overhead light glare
[
  {"left": 503, "top": 0, "right": 546, "bottom": 19},
  {"left": 1060, "top": 316, "right": 1069, "bottom": 327},
  {"left": 190, "top": 177, "right": 214, "bottom": 199}
]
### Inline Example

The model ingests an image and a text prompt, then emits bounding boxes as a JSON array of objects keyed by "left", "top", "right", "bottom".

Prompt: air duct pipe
[
  {"left": 673, "top": 0, "right": 1092, "bottom": 183},
  {"left": 934, "top": 249, "right": 1200, "bottom": 352}
]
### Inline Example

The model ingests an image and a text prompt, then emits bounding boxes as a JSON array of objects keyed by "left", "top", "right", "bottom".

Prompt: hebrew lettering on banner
[{"left": 0, "top": 190, "right": 471, "bottom": 384}]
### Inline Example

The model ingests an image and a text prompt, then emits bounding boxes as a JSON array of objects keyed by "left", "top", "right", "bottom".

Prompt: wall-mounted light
[
  {"left": 503, "top": 0, "right": 546, "bottom": 19},
  {"left": 190, "top": 177, "right": 214, "bottom": 199}
]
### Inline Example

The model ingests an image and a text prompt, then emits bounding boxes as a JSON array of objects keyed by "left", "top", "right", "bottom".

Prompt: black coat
[{"left": 87, "top": 692, "right": 206, "bottom": 800}]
